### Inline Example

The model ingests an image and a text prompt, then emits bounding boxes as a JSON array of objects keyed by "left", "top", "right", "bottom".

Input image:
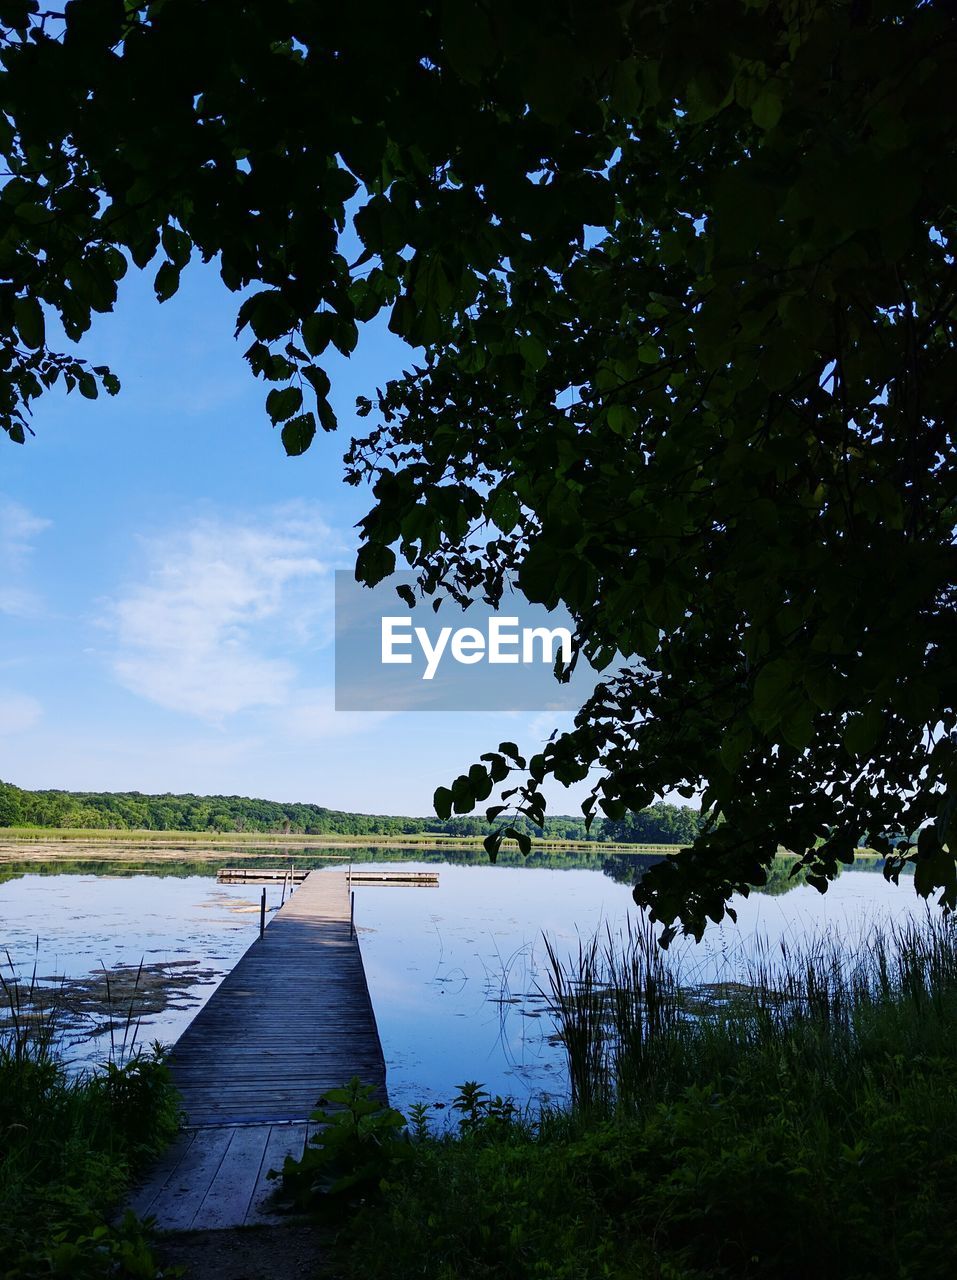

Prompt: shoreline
[{"left": 0, "top": 829, "right": 884, "bottom": 863}]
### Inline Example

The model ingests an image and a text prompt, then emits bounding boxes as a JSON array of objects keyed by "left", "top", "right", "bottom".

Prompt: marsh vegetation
[
  {"left": 0, "top": 964, "right": 180, "bottom": 1278},
  {"left": 300, "top": 911, "right": 957, "bottom": 1279}
]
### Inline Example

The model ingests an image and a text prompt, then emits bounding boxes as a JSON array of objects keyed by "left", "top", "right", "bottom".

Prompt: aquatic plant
[{"left": 542, "top": 911, "right": 957, "bottom": 1114}]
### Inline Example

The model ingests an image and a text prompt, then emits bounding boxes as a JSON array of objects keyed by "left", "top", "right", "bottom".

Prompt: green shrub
[
  {"left": 276, "top": 1077, "right": 409, "bottom": 1208},
  {"left": 0, "top": 1037, "right": 180, "bottom": 1278}
]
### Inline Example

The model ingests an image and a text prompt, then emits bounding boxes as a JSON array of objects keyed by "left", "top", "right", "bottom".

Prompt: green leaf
[
  {"left": 752, "top": 658, "right": 797, "bottom": 733},
  {"left": 154, "top": 261, "right": 180, "bottom": 303},
  {"left": 161, "top": 224, "right": 192, "bottom": 268},
  {"left": 434, "top": 786, "right": 454, "bottom": 820},
  {"left": 470, "top": 771, "right": 493, "bottom": 802},
  {"left": 488, "top": 486, "right": 521, "bottom": 533},
  {"left": 480, "top": 752, "right": 509, "bottom": 783},
  {"left": 302, "top": 313, "right": 333, "bottom": 356},
  {"left": 843, "top": 706, "right": 883, "bottom": 757},
  {"left": 450, "top": 773, "right": 474, "bottom": 814},
  {"left": 304, "top": 366, "right": 332, "bottom": 401},
  {"left": 781, "top": 702, "right": 814, "bottom": 752},
  {"left": 503, "top": 826, "right": 532, "bottom": 856},
  {"left": 607, "top": 405, "right": 634, "bottom": 435},
  {"left": 281, "top": 413, "right": 316, "bottom": 456},
  {"left": 913, "top": 826, "right": 957, "bottom": 905},
  {"left": 266, "top": 386, "right": 304, "bottom": 424},
  {"left": 332, "top": 318, "right": 359, "bottom": 357},
  {"left": 240, "top": 291, "right": 293, "bottom": 342},
  {"left": 316, "top": 397, "right": 338, "bottom": 432},
  {"left": 751, "top": 85, "right": 783, "bottom": 130},
  {"left": 356, "top": 542, "right": 396, "bottom": 586},
  {"left": 719, "top": 723, "right": 752, "bottom": 773},
  {"left": 518, "top": 335, "right": 547, "bottom": 370},
  {"left": 13, "top": 296, "right": 44, "bottom": 349}
]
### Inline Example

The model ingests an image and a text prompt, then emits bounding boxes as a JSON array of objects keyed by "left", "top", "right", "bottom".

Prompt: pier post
[{"left": 260, "top": 887, "right": 266, "bottom": 939}]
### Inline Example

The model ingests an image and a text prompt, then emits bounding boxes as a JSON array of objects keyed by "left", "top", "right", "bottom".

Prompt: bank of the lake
[
  {"left": 0, "top": 1032, "right": 180, "bottom": 1277},
  {"left": 0, "top": 828, "right": 687, "bottom": 859}
]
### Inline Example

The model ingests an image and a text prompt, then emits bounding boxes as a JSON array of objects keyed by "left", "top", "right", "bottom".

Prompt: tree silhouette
[{"left": 2, "top": 1, "right": 955, "bottom": 936}]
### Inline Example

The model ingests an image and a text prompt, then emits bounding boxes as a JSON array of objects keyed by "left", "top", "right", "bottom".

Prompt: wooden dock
[
  {"left": 348, "top": 870, "right": 438, "bottom": 886},
  {"left": 217, "top": 866, "right": 439, "bottom": 887},
  {"left": 129, "top": 870, "right": 385, "bottom": 1231},
  {"left": 128, "top": 1122, "right": 317, "bottom": 1232},
  {"left": 217, "top": 867, "right": 311, "bottom": 885}
]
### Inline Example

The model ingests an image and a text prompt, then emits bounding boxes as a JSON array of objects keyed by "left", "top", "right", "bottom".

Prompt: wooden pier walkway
[
  {"left": 217, "top": 866, "right": 439, "bottom": 887},
  {"left": 129, "top": 870, "right": 385, "bottom": 1231}
]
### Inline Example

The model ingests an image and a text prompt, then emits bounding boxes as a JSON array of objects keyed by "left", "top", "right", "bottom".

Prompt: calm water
[{"left": 0, "top": 851, "right": 932, "bottom": 1115}]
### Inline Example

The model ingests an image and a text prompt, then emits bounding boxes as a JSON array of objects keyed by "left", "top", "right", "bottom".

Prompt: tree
[
  {"left": 602, "top": 804, "right": 702, "bottom": 846},
  {"left": 2, "top": 1, "right": 956, "bottom": 938}
]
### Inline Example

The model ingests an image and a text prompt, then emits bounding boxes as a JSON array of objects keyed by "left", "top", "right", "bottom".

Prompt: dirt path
[{"left": 158, "top": 1223, "right": 337, "bottom": 1280}]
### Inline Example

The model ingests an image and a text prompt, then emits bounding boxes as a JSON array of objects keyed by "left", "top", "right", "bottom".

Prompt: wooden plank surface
[
  {"left": 189, "top": 1124, "right": 272, "bottom": 1230},
  {"left": 144, "top": 1127, "right": 236, "bottom": 1232},
  {"left": 127, "top": 1129, "right": 197, "bottom": 1219},
  {"left": 129, "top": 1123, "right": 314, "bottom": 1231},
  {"left": 169, "top": 870, "right": 386, "bottom": 1126},
  {"left": 246, "top": 1123, "right": 314, "bottom": 1226},
  {"left": 129, "top": 871, "right": 385, "bottom": 1231}
]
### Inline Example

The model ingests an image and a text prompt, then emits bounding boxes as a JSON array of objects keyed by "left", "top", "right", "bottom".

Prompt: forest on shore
[{"left": 0, "top": 779, "right": 701, "bottom": 844}]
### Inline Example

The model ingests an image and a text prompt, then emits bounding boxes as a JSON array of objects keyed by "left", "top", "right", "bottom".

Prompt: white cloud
[
  {"left": 106, "top": 506, "right": 344, "bottom": 718},
  {"left": 276, "top": 686, "right": 391, "bottom": 740},
  {"left": 0, "top": 692, "right": 42, "bottom": 735},
  {"left": 0, "top": 498, "right": 50, "bottom": 568},
  {"left": 0, "top": 496, "right": 50, "bottom": 616}
]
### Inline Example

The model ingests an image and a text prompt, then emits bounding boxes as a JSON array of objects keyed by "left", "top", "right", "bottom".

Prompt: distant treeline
[{"left": 0, "top": 780, "right": 701, "bottom": 845}]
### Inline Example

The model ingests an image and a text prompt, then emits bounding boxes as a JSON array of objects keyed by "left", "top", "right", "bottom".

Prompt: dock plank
[
  {"left": 127, "top": 1128, "right": 197, "bottom": 1220},
  {"left": 145, "top": 1127, "right": 235, "bottom": 1232},
  {"left": 246, "top": 1123, "right": 312, "bottom": 1225},
  {"left": 189, "top": 1124, "right": 272, "bottom": 1230}
]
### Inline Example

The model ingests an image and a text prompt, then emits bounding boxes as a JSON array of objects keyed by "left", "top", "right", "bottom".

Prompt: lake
[{"left": 0, "top": 849, "right": 931, "bottom": 1117}]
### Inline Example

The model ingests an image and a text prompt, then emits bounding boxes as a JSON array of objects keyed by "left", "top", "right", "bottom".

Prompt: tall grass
[
  {"left": 0, "top": 951, "right": 181, "bottom": 1276},
  {"left": 543, "top": 919, "right": 682, "bottom": 1110},
  {"left": 545, "top": 911, "right": 957, "bottom": 1115}
]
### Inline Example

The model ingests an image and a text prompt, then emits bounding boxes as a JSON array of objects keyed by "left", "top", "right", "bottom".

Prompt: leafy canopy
[{"left": 2, "top": 1, "right": 956, "bottom": 937}]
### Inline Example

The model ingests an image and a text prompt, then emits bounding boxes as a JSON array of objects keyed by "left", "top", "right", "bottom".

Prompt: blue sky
[{"left": 0, "top": 260, "right": 591, "bottom": 815}]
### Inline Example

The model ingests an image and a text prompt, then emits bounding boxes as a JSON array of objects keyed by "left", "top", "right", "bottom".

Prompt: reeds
[
  {"left": 544, "top": 910, "right": 957, "bottom": 1114},
  {"left": 0, "top": 943, "right": 62, "bottom": 1067},
  {"left": 543, "top": 918, "right": 684, "bottom": 1111}
]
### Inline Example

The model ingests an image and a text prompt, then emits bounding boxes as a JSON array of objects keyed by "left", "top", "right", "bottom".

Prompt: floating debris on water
[{"left": 0, "top": 958, "right": 222, "bottom": 1042}]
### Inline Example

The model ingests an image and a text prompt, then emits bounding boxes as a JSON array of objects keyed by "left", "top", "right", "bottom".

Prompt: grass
[
  {"left": 0, "top": 827, "right": 662, "bottom": 854},
  {"left": 326, "top": 911, "right": 957, "bottom": 1280},
  {"left": 0, "top": 957, "right": 181, "bottom": 1278}
]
